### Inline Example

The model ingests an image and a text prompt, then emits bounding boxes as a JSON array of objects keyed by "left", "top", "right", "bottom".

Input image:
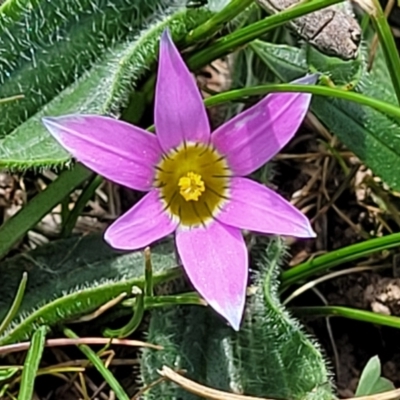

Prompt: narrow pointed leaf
[{"left": 17, "top": 326, "right": 47, "bottom": 400}]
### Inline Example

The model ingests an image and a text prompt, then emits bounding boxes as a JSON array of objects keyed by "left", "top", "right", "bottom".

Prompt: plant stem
[
  {"left": 293, "top": 306, "right": 400, "bottom": 329},
  {"left": 61, "top": 174, "right": 103, "bottom": 237},
  {"left": 204, "top": 83, "right": 400, "bottom": 119},
  {"left": 370, "top": 0, "right": 400, "bottom": 104},
  {"left": 281, "top": 232, "right": 400, "bottom": 289},
  {"left": 184, "top": 0, "right": 254, "bottom": 44},
  {"left": 188, "top": 0, "right": 345, "bottom": 69}
]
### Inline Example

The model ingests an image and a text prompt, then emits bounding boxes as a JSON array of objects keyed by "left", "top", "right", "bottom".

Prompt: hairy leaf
[
  {"left": 0, "top": 0, "right": 168, "bottom": 135},
  {"left": 0, "top": 234, "right": 178, "bottom": 344},
  {"left": 141, "top": 238, "right": 332, "bottom": 400},
  {"left": 0, "top": 1, "right": 215, "bottom": 168}
]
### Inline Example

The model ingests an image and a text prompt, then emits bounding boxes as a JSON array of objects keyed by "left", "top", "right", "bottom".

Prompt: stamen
[
  {"left": 178, "top": 172, "right": 205, "bottom": 201},
  {"left": 154, "top": 142, "right": 231, "bottom": 227}
]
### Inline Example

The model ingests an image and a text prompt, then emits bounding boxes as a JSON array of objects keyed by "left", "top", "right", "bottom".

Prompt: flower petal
[
  {"left": 42, "top": 115, "right": 162, "bottom": 191},
  {"left": 176, "top": 221, "right": 248, "bottom": 330},
  {"left": 218, "top": 177, "right": 315, "bottom": 238},
  {"left": 212, "top": 74, "right": 318, "bottom": 176},
  {"left": 105, "top": 190, "right": 178, "bottom": 250},
  {"left": 155, "top": 30, "right": 210, "bottom": 152}
]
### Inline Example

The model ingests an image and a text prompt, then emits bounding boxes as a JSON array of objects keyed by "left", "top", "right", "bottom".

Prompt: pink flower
[{"left": 42, "top": 30, "right": 316, "bottom": 330}]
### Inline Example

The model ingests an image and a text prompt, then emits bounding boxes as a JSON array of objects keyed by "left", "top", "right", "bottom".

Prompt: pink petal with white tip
[
  {"left": 218, "top": 177, "right": 315, "bottom": 238},
  {"left": 176, "top": 221, "right": 248, "bottom": 330},
  {"left": 155, "top": 30, "right": 211, "bottom": 152},
  {"left": 212, "top": 75, "right": 318, "bottom": 176},
  {"left": 105, "top": 190, "right": 178, "bottom": 250},
  {"left": 42, "top": 115, "right": 162, "bottom": 191}
]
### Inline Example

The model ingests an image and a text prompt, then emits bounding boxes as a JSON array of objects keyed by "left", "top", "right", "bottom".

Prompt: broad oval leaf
[{"left": 355, "top": 355, "right": 395, "bottom": 396}]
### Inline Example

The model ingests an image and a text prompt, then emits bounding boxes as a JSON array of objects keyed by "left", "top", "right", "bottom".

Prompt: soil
[{"left": 301, "top": 272, "right": 400, "bottom": 397}]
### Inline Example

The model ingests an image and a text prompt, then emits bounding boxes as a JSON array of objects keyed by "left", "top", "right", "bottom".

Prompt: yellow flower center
[
  {"left": 154, "top": 142, "right": 231, "bottom": 227},
  {"left": 178, "top": 172, "right": 205, "bottom": 201}
]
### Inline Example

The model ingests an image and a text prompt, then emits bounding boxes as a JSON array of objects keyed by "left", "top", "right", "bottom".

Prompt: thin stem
[
  {"left": 61, "top": 174, "right": 103, "bottom": 237},
  {"left": 148, "top": 82, "right": 400, "bottom": 132},
  {"left": 18, "top": 326, "right": 47, "bottom": 400},
  {"left": 282, "top": 266, "right": 378, "bottom": 305},
  {"left": 104, "top": 290, "right": 145, "bottom": 338},
  {"left": 144, "top": 293, "right": 205, "bottom": 309},
  {"left": 204, "top": 83, "right": 400, "bottom": 119},
  {"left": 121, "top": 292, "right": 205, "bottom": 309},
  {"left": 281, "top": 232, "right": 400, "bottom": 289},
  {"left": 188, "top": 0, "right": 345, "bottom": 70},
  {"left": 293, "top": 305, "right": 400, "bottom": 329},
  {"left": 0, "top": 94, "right": 24, "bottom": 104},
  {"left": 370, "top": 0, "right": 400, "bottom": 104},
  {"left": 184, "top": 0, "right": 254, "bottom": 44},
  {"left": 0, "top": 273, "right": 28, "bottom": 336},
  {"left": 63, "top": 327, "right": 130, "bottom": 400},
  {"left": 144, "top": 247, "right": 154, "bottom": 298}
]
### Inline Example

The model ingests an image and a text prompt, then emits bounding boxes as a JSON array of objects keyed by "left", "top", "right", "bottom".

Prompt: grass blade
[
  {"left": 205, "top": 83, "right": 400, "bottom": 119},
  {"left": 292, "top": 305, "right": 400, "bottom": 329},
  {"left": 370, "top": 0, "right": 400, "bottom": 104},
  {"left": 17, "top": 326, "right": 47, "bottom": 400},
  {"left": 0, "top": 272, "right": 27, "bottom": 336},
  {"left": 281, "top": 232, "right": 400, "bottom": 288},
  {"left": 63, "top": 327, "right": 130, "bottom": 400},
  {"left": 0, "top": 164, "right": 92, "bottom": 259}
]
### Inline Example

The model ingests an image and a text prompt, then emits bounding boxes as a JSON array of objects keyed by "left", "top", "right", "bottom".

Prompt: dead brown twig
[
  {"left": 0, "top": 337, "right": 162, "bottom": 356},
  {"left": 158, "top": 367, "right": 400, "bottom": 400}
]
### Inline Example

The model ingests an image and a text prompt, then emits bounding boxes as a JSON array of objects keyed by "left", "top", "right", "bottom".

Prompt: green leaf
[
  {"left": 372, "top": 377, "right": 396, "bottom": 394},
  {"left": 0, "top": 234, "right": 178, "bottom": 345},
  {"left": 355, "top": 355, "right": 395, "bottom": 396},
  {"left": 355, "top": 355, "right": 381, "bottom": 396},
  {"left": 251, "top": 40, "right": 400, "bottom": 191},
  {"left": 0, "top": 3, "right": 214, "bottom": 169},
  {"left": 141, "top": 238, "right": 332, "bottom": 400},
  {"left": 17, "top": 326, "right": 47, "bottom": 400},
  {"left": 64, "top": 327, "right": 130, "bottom": 400},
  {"left": 0, "top": 368, "right": 19, "bottom": 381},
  {"left": 0, "top": 0, "right": 167, "bottom": 135},
  {"left": 0, "top": 164, "right": 92, "bottom": 258}
]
